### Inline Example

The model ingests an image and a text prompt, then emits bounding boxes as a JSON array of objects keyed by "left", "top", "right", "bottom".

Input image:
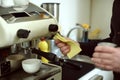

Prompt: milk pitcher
[
  {"left": 13, "top": 0, "right": 29, "bottom": 11},
  {"left": 1, "top": 0, "right": 14, "bottom": 8}
]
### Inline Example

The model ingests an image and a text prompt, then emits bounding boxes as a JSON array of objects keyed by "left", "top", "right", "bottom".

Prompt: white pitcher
[
  {"left": 0, "top": 0, "right": 1, "bottom": 6},
  {"left": 13, "top": 0, "right": 29, "bottom": 11},
  {"left": 1, "top": 0, "right": 14, "bottom": 8}
]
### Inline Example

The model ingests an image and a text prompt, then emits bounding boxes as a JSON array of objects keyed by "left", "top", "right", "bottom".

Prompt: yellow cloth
[{"left": 54, "top": 33, "right": 82, "bottom": 59}]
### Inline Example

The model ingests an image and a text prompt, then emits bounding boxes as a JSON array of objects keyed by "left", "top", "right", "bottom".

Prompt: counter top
[{"left": 0, "top": 59, "right": 113, "bottom": 80}]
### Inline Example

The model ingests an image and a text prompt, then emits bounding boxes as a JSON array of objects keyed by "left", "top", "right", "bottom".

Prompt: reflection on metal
[
  {"left": 67, "top": 23, "right": 88, "bottom": 42},
  {"left": 41, "top": 3, "right": 60, "bottom": 21},
  {"left": 89, "top": 74, "right": 103, "bottom": 80}
]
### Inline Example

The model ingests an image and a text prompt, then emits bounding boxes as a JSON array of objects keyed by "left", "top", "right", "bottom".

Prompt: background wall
[
  {"left": 58, "top": 0, "right": 91, "bottom": 37},
  {"left": 30, "top": 0, "right": 91, "bottom": 41},
  {"left": 30, "top": 0, "right": 114, "bottom": 40},
  {"left": 90, "top": 0, "right": 113, "bottom": 39}
]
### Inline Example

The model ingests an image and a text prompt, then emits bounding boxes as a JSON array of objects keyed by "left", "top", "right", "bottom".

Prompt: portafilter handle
[
  {"left": 31, "top": 48, "right": 59, "bottom": 62},
  {"left": 31, "top": 48, "right": 82, "bottom": 69}
]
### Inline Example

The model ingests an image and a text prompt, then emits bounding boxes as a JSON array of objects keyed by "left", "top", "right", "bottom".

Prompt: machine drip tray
[
  {"left": 62, "top": 60, "right": 95, "bottom": 80},
  {"left": 0, "top": 63, "right": 62, "bottom": 80}
]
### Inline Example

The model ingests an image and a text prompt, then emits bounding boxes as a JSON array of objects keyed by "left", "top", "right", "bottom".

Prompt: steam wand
[{"left": 31, "top": 48, "right": 82, "bottom": 70}]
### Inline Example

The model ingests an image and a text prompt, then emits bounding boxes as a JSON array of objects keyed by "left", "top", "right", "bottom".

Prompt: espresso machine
[
  {"left": 0, "top": 2, "right": 62, "bottom": 80},
  {"left": 0, "top": 1, "right": 114, "bottom": 80}
]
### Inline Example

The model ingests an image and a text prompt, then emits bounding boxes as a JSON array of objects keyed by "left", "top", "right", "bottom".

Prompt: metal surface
[
  {"left": 88, "top": 74, "right": 103, "bottom": 80},
  {"left": 0, "top": 3, "right": 43, "bottom": 15},
  {"left": 0, "top": 2, "right": 57, "bottom": 48},
  {"left": 41, "top": 3, "right": 60, "bottom": 21},
  {"left": 67, "top": 23, "right": 88, "bottom": 42},
  {"left": 0, "top": 63, "right": 62, "bottom": 80},
  {"left": 0, "top": 3, "right": 51, "bottom": 23}
]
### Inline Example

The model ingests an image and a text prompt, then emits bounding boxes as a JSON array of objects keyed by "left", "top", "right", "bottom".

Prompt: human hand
[
  {"left": 55, "top": 39, "right": 70, "bottom": 56},
  {"left": 91, "top": 46, "right": 120, "bottom": 72}
]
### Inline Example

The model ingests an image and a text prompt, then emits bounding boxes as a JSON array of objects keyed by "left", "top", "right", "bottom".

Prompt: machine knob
[
  {"left": 17, "top": 29, "right": 31, "bottom": 38},
  {"left": 49, "top": 24, "right": 58, "bottom": 32}
]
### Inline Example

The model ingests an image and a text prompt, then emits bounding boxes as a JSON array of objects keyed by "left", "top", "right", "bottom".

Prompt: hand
[
  {"left": 91, "top": 46, "right": 120, "bottom": 72},
  {"left": 55, "top": 39, "right": 70, "bottom": 56}
]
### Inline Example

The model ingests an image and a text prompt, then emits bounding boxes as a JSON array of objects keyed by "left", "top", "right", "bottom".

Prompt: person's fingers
[
  {"left": 92, "top": 52, "right": 113, "bottom": 60},
  {"left": 93, "top": 62, "right": 113, "bottom": 70},
  {"left": 55, "top": 39, "right": 71, "bottom": 55},
  {"left": 56, "top": 42, "right": 66, "bottom": 48},
  {"left": 55, "top": 39, "right": 61, "bottom": 44},
  {"left": 60, "top": 45, "right": 70, "bottom": 55},
  {"left": 91, "top": 58, "right": 113, "bottom": 66},
  {"left": 92, "top": 47, "right": 120, "bottom": 72},
  {"left": 62, "top": 49, "right": 70, "bottom": 55},
  {"left": 91, "top": 56, "right": 114, "bottom": 71},
  {"left": 94, "top": 46, "right": 117, "bottom": 53}
]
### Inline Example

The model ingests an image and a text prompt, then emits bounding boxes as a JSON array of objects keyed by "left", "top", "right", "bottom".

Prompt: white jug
[
  {"left": 13, "top": 0, "right": 29, "bottom": 11},
  {"left": 1, "top": 0, "right": 14, "bottom": 8},
  {"left": 0, "top": 0, "right": 1, "bottom": 6}
]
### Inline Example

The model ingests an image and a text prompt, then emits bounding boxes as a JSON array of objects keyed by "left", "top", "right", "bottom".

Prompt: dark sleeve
[
  {"left": 78, "top": 0, "right": 120, "bottom": 57},
  {"left": 79, "top": 39, "right": 108, "bottom": 57},
  {"left": 111, "top": 0, "right": 120, "bottom": 79},
  {"left": 110, "top": 0, "right": 120, "bottom": 46},
  {"left": 79, "top": 37, "right": 112, "bottom": 57},
  {"left": 79, "top": 0, "right": 120, "bottom": 78},
  {"left": 79, "top": 41, "right": 97, "bottom": 57}
]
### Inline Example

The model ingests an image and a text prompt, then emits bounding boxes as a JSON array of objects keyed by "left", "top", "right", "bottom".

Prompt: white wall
[
  {"left": 90, "top": 0, "right": 113, "bottom": 39},
  {"left": 59, "top": 0, "right": 91, "bottom": 37},
  {"left": 30, "top": 0, "right": 91, "bottom": 39},
  {"left": 30, "top": 0, "right": 114, "bottom": 39}
]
